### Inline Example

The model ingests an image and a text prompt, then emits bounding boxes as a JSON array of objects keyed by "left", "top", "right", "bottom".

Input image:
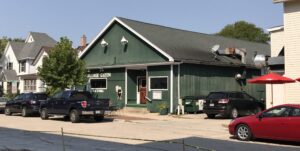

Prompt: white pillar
[{"left": 170, "top": 64, "right": 174, "bottom": 113}]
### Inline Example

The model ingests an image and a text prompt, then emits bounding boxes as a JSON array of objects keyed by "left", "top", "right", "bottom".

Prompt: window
[
  {"left": 262, "top": 107, "right": 291, "bottom": 117},
  {"left": 291, "top": 108, "right": 300, "bottom": 117},
  {"left": 90, "top": 78, "right": 107, "bottom": 89},
  {"left": 20, "top": 61, "right": 26, "bottom": 72},
  {"left": 149, "top": 77, "right": 168, "bottom": 90},
  {"left": 24, "top": 80, "right": 36, "bottom": 92},
  {"left": 208, "top": 92, "right": 227, "bottom": 100},
  {"left": 34, "top": 94, "right": 48, "bottom": 100},
  {"left": 52, "top": 91, "right": 63, "bottom": 99},
  {"left": 24, "top": 93, "right": 34, "bottom": 100},
  {"left": 7, "top": 62, "right": 13, "bottom": 70}
]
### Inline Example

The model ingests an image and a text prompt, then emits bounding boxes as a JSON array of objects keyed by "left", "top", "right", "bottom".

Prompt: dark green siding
[
  {"left": 127, "top": 70, "right": 146, "bottom": 104},
  {"left": 147, "top": 65, "right": 170, "bottom": 112},
  {"left": 180, "top": 64, "right": 265, "bottom": 100},
  {"left": 89, "top": 68, "right": 125, "bottom": 108},
  {"left": 81, "top": 23, "right": 168, "bottom": 67}
]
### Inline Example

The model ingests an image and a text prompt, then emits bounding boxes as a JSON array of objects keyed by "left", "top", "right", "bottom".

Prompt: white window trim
[
  {"left": 149, "top": 76, "right": 168, "bottom": 91},
  {"left": 89, "top": 78, "right": 108, "bottom": 90}
]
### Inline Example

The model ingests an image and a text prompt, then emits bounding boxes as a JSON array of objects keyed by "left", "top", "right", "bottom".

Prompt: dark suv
[
  {"left": 5, "top": 92, "right": 48, "bottom": 117},
  {"left": 203, "top": 91, "right": 265, "bottom": 119}
]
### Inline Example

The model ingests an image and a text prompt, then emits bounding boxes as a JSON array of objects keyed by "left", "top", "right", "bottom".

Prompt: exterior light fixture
[
  {"left": 120, "top": 36, "right": 128, "bottom": 45},
  {"left": 235, "top": 73, "right": 242, "bottom": 80},
  {"left": 100, "top": 39, "right": 108, "bottom": 47}
]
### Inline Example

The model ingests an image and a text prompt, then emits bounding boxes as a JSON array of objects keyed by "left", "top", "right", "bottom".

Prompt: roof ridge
[{"left": 117, "top": 17, "right": 269, "bottom": 46}]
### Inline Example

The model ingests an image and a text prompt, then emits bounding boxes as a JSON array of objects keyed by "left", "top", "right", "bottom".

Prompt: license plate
[
  {"left": 95, "top": 110, "right": 102, "bottom": 114},
  {"left": 82, "top": 111, "right": 94, "bottom": 115},
  {"left": 209, "top": 103, "right": 214, "bottom": 107}
]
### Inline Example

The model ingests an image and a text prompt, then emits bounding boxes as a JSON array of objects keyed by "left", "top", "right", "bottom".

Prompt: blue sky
[{"left": 0, "top": 0, "right": 283, "bottom": 46}]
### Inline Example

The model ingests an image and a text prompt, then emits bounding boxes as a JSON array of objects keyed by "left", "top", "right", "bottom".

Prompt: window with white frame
[
  {"left": 20, "top": 61, "right": 26, "bottom": 72},
  {"left": 149, "top": 77, "right": 168, "bottom": 90},
  {"left": 24, "top": 79, "right": 36, "bottom": 91},
  {"left": 90, "top": 78, "right": 107, "bottom": 89},
  {"left": 7, "top": 62, "right": 13, "bottom": 70}
]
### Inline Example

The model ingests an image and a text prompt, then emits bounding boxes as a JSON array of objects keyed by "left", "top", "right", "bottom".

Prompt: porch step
[{"left": 122, "top": 106, "right": 149, "bottom": 114}]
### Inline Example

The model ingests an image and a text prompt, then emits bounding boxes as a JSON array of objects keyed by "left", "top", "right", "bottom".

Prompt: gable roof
[
  {"left": 9, "top": 41, "right": 25, "bottom": 59},
  {"left": 80, "top": 17, "right": 270, "bottom": 67},
  {"left": 0, "top": 70, "right": 18, "bottom": 82},
  {"left": 32, "top": 46, "right": 53, "bottom": 65},
  {"left": 18, "top": 32, "right": 56, "bottom": 60}
]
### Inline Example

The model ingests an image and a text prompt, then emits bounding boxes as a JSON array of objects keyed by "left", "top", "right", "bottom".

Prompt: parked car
[
  {"left": 4, "top": 92, "right": 48, "bottom": 116},
  {"left": 203, "top": 91, "right": 265, "bottom": 119},
  {"left": 229, "top": 104, "right": 300, "bottom": 142},
  {"left": 39, "top": 90, "right": 110, "bottom": 123},
  {"left": 0, "top": 97, "right": 9, "bottom": 113}
]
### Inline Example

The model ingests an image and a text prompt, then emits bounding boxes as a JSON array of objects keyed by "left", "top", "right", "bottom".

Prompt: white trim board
[{"left": 79, "top": 17, "right": 174, "bottom": 62}]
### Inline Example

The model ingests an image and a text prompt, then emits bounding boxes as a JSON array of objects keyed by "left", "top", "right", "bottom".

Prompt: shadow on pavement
[{"left": 0, "top": 127, "right": 299, "bottom": 151}]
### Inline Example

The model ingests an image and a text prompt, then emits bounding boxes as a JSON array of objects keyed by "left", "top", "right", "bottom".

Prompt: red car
[{"left": 229, "top": 104, "right": 300, "bottom": 142}]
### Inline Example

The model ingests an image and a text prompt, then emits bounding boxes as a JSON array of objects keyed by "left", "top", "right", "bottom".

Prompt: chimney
[{"left": 80, "top": 34, "right": 87, "bottom": 47}]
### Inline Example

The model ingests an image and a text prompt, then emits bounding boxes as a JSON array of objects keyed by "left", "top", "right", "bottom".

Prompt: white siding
[
  {"left": 284, "top": 1, "right": 300, "bottom": 104},
  {"left": 270, "top": 30, "right": 285, "bottom": 57},
  {"left": 3, "top": 45, "right": 19, "bottom": 74}
]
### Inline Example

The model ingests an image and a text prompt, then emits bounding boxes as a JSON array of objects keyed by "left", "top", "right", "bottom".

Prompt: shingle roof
[
  {"left": 18, "top": 32, "right": 56, "bottom": 60},
  {"left": 0, "top": 70, "right": 18, "bottom": 81},
  {"left": 117, "top": 17, "right": 270, "bottom": 67},
  {"left": 9, "top": 41, "right": 25, "bottom": 59}
]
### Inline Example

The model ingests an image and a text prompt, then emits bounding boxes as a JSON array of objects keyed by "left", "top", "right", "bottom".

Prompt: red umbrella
[
  {"left": 248, "top": 73, "right": 295, "bottom": 107},
  {"left": 296, "top": 77, "right": 300, "bottom": 82}
]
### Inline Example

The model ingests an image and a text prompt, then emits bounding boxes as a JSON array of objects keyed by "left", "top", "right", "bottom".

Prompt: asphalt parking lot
[{"left": 0, "top": 113, "right": 299, "bottom": 151}]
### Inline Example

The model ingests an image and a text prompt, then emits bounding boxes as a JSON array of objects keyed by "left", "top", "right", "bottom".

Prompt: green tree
[
  {"left": 38, "top": 37, "right": 87, "bottom": 94},
  {"left": 0, "top": 37, "right": 25, "bottom": 57},
  {"left": 217, "top": 21, "right": 269, "bottom": 43}
]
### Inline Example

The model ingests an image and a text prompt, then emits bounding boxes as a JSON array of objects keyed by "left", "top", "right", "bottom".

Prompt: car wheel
[
  {"left": 4, "top": 107, "right": 12, "bottom": 116},
  {"left": 207, "top": 114, "right": 216, "bottom": 119},
  {"left": 94, "top": 115, "right": 104, "bottom": 122},
  {"left": 70, "top": 109, "right": 80, "bottom": 123},
  {"left": 40, "top": 108, "right": 49, "bottom": 120},
  {"left": 22, "top": 107, "right": 29, "bottom": 117},
  {"left": 230, "top": 108, "right": 239, "bottom": 119},
  {"left": 236, "top": 124, "right": 252, "bottom": 141}
]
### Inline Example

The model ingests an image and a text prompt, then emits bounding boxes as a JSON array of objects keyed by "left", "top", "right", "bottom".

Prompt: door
[
  {"left": 13, "top": 94, "right": 25, "bottom": 112},
  {"left": 254, "top": 106, "right": 292, "bottom": 140},
  {"left": 49, "top": 91, "right": 63, "bottom": 114},
  {"left": 286, "top": 108, "right": 300, "bottom": 141},
  {"left": 137, "top": 77, "right": 147, "bottom": 104}
]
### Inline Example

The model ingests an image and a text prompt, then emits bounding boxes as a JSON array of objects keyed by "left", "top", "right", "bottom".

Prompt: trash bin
[{"left": 182, "top": 96, "right": 206, "bottom": 113}]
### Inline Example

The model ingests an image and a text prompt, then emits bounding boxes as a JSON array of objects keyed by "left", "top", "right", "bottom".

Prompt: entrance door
[{"left": 137, "top": 77, "right": 146, "bottom": 104}]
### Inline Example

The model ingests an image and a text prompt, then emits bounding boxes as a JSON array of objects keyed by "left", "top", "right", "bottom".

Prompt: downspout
[{"left": 170, "top": 64, "right": 174, "bottom": 113}]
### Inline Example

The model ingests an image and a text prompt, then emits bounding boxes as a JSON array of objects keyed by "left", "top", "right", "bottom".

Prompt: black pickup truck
[
  {"left": 5, "top": 92, "right": 48, "bottom": 117},
  {"left": 40, "top": 90, "right": 110, "bottom": 123}
]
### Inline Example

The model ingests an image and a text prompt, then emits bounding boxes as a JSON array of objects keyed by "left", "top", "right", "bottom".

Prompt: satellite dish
[
  {"left": 211, "top": 44, "right": 220, "bottom": 54},
  {"left": 253, "top": 54, "right": 267, "bottom": 68}
]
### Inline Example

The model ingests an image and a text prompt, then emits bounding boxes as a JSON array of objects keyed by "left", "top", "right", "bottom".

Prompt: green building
[{"left": 79, "top": 17, "right": 270, "bottom": 113}]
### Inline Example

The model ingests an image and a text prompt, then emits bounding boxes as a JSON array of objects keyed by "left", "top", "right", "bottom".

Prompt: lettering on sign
[{"left": 87, "top": 73, "right": 111, "bottom": 78}]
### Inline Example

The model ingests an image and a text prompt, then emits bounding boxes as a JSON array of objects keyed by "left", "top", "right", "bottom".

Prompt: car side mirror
[{"left": 257, "top": 113, "right": 263, "bottom": 120}]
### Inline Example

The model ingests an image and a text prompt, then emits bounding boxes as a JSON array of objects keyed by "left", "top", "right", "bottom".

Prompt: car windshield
[
  {"left": 207, "top": 93, "right": 227, "bottom": 99},
  {"left": 70, "top": 92, "right": 93, "bottom": 100}
]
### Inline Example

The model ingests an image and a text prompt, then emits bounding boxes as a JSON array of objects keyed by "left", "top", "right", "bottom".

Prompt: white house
[
  {"left": 0, "top": 32, "right": 56, "bottom": 94},
  {"left": 267, "top": 0, "right": 300, "bottom": 108}
]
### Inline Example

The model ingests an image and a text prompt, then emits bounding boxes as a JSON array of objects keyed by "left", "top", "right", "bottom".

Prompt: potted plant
[{"left": 158, "top": 102, "right": 168, "bottom": 115}]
